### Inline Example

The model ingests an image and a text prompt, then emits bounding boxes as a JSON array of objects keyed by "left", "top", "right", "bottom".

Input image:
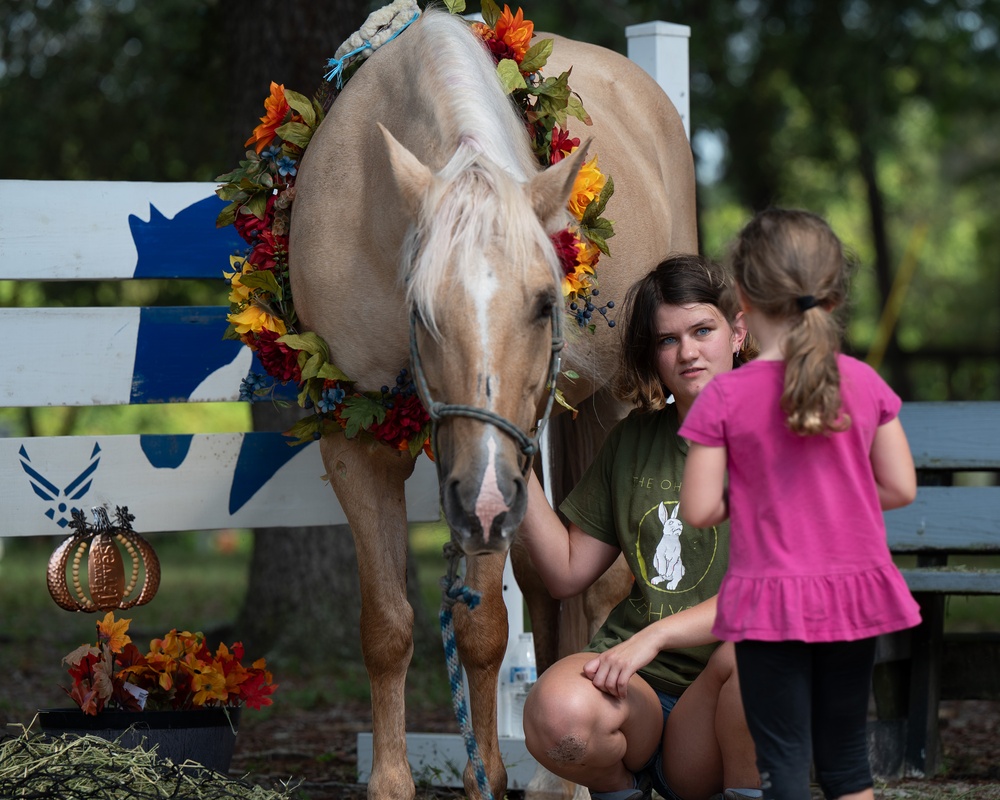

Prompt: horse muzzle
[{"left": 439, "top": 437, "right": 528, "bottom": 555}]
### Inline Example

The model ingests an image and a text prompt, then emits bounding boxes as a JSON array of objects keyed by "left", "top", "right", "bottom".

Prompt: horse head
[{"left": 381, "top": 123, "right": 589, "bottom": 556}]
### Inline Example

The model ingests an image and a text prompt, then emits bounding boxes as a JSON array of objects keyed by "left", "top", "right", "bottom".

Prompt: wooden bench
[{"left": 870, "top": 401, "right": 1000, "bottom": 779}]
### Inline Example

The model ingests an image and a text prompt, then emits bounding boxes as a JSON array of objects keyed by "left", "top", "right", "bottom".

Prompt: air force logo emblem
[{"left": 19, "top": 443, "right": 101, "bottom": 528}]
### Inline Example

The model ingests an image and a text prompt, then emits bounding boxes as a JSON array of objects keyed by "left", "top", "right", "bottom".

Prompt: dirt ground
[
  {"left": 226, "top": 676, "right": 1000, "bottom": 800},
  {"left": 4, "top": 660, "right": 998, "bottom": 799}
]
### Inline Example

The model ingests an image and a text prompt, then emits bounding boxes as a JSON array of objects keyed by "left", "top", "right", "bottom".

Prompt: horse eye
[{"left": 534, "top": 295, "right": 555, "bottom": 324}]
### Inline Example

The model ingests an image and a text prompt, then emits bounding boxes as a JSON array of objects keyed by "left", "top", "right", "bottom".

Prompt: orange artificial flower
[
  {"left": 494, "top": 5, "right": 534, "bottom": 63},
  {"left": 568, "top": 154, "right": 607, "bottom": 219},
  {"left": 245, "top": 81, "right": 291, "bottom": 154},
  {"left": 96, "top": 611, "right": 132, "bottom": 654}
]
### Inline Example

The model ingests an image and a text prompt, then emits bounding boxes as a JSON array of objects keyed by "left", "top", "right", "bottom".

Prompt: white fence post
[{"left": 625, "top": 21, "right": 691, "bottom": 140}]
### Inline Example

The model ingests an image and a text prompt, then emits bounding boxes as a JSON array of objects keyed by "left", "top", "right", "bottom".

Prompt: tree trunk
[
  {"left": 855, "top": 130, "right": 913, "bottom": 399},
  {"left": 224, "top": 1, "right": 438, "bottom": 669}
]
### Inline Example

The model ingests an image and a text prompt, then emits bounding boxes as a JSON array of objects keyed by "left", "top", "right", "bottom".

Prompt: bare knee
[{"left": 523, "top": 671, "right": 602, "bottom": 767}]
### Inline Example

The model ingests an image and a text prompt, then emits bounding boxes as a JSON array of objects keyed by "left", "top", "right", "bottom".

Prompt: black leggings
[{"left": 734, "top": 638, "right": 877, "bottom": 800}]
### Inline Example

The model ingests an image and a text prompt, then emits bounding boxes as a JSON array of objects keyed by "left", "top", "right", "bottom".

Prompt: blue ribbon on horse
[{"left": 324, "top": 11, "right": 420, "bottom": 88}]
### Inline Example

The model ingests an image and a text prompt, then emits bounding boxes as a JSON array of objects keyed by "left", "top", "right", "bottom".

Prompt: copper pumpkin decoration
[{"left": 47, "top": 506, "right": 161, "bottom": 612}]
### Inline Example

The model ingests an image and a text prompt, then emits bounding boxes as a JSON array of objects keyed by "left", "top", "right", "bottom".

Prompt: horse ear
[
  {"left": 529, "top": 138, "right": 592, "bottom": 231},
  {"left": 378, "top": 122, "right": 432, "bottom": 215}
]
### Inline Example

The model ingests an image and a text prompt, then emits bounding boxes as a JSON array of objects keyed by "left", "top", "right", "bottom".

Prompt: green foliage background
[{"left": 1, "top": 0, "right": 998, "bottom": 425}]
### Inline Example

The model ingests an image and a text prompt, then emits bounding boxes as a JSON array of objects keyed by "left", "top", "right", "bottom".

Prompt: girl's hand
[{"left": 582, "top": 629, "right": 660, "bottom": 699}]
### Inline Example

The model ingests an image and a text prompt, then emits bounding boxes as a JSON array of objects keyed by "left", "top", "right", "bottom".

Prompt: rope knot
[{"left": 440, "top": 576, "right": 482, "bottom": 611}]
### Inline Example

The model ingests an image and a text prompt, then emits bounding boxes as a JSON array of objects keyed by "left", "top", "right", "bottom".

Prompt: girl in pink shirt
[{"left": 679, "top": 209, "right": 920, "bottom": 800}]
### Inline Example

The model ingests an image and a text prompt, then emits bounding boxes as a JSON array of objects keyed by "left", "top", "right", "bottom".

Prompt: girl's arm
[
  {"left": 518, "top": 469, "right": 622, "bottom": 599},
  {"left": 583, "top": 595, "right": 719, "bottom": 698},
  {"left": 679, "top": 443, "right": 730, "bottom": 527},
  {"left": 871, "top": 417, "right": 917, "bottom": 510}
]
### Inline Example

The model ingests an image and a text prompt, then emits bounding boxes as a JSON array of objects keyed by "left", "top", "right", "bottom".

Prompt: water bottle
[{"left": 507, "top": 632, "right": 537, "bottom": 738}]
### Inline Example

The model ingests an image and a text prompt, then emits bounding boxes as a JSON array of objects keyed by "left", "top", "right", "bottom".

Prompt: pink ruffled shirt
[{"left": 679, "top": 354, "right": 921, "bottom": 643}]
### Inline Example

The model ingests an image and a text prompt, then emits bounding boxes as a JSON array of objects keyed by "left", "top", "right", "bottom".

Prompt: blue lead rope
[
  {"left": 324, "top": 11, "right": 420, "bottom": 88},
  {"left": 439, "top": 566, "right": 494, "bottom": 800}
]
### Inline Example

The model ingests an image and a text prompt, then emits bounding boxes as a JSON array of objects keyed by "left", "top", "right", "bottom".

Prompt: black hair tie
[{"left": 796, "top": 295, "right": 819, "bottom": 312}]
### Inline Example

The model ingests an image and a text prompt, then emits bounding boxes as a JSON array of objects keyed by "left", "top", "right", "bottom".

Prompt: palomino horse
[{"left": 289, "top": 9, "right": 696, "bottom": 800}]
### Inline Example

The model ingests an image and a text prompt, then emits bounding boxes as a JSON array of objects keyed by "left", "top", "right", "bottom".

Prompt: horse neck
[{"left": 413, "top": 11, "right": 536, "bottom": 178}]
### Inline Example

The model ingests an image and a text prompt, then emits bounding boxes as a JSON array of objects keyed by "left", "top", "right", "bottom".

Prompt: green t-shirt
[{"left": 559, "top": 404, "right": 730, "bottom": 695}]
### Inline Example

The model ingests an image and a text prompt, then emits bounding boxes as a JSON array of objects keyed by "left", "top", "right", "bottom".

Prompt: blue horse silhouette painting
[{"left": 20, "top": 196, "right": 299, "bottom": 531}]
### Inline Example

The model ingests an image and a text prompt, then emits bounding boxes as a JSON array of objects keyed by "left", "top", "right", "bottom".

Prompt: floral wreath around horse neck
[{"left": 217, "top": 0, "right": 616, "bottom": 453}]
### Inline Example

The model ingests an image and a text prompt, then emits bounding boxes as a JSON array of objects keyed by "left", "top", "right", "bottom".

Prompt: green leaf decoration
[
  {"left": 340, "top": 395, "right": 387, "bottom": 439},
  {"left": 216, "top": 201, "right": 238, "bottom": 228},
  {"left": 580, "top": 218, "right": 614, "bottom": 256},
  {"left": 275, "top": 121, "right": 314, "bottom": 149},
  {"left": 316, "top": 362, "right": 352, "bottom": 382},
  {"left": 241, "top": 269, "right": 281, "bottom": 296},
  {"left": 283, "top": 89, "right": 316, "bottom": 128},
  {"left": 244, "top": 191, "right": 268, "bottom": 220},
  {"left": 215, "top": 167, "right": 244, "bottom": 183},
  {"left": 562, "top": 369, "right": 580, "bottom": 380},
  {"left": 285, "top": 416, "right": 322, "bottom": 446},
  {"left": 408, "top": 431, "right": 429, "bottom": 459},
  {"left": 443, "top": 0, "right": 466, "bottom": 13},
  {"left": 531, "top": 71, "right": 573, "bottom": 128},
  {"left": 566, "top": 92, "right": 591, "bottom": 125},
  {"left": 481, "top": 0, "right": 501, "bottom": 28},
  {"left": 222, "top": 324, "right": 241, "bottom": 341},
  {"left": 579, "top": 176, "right": 616, "bottom": 256},
  {"left": 216, "top": 183, "right": 248, "bottom": 202},
  {"left": 299, "top": 352, "right": 326, "bottom": 381},
  {"left": 497, "top": 59, "right": 527, "bottom": 93},
  {"left": 519, "top": 39, "right": 553, "bottom": 74},
  {"left": 279, "top": 331, "right": 331, "bottom": 360}
]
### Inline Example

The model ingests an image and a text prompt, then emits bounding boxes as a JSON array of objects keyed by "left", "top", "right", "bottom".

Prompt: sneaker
[
  {"left": 590, "top": 769, "right": 653, "bottom": 800},
  {"left": 709, "top": 789, "right": 763, "bottom": 800}
]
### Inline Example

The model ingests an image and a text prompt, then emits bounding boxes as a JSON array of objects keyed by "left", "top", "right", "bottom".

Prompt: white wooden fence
[{"left": 0, "top": 20, "right": 691, "bottom": 789}]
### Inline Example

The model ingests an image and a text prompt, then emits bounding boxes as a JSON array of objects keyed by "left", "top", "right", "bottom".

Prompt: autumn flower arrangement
[
  {"left": 216, "top": 0, "right": 614, "bottom": 449},
  {"left": 61, "top": 612, "right": 276, "bottom": 716}
]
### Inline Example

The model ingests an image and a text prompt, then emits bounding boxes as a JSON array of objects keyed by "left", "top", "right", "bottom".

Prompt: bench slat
[
  {"left": 885, "top": 486, "right": 1000, "bottom": 552},
  {"left": 899, "top": 402, "right": 1000, "bottom": 469},
  {"left": 0, "top": 306, "right": 298, "bottom": 406},
  {"left": 0, "top": 181, "right": 238, "bottom": 281},
  {"left": 1, "top": 432, "right": 439, "bottom": 536},
  {"left": 900, "top": 568, "right": 1000, "bottom": 594}
]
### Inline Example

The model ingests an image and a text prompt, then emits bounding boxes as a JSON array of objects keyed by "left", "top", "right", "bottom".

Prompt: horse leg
[
  {"left": 320, "top": 435, "right": 417, "bottom": 800},
  {"left": 453, "top": 550, "right": 510, "bottom": 800}
]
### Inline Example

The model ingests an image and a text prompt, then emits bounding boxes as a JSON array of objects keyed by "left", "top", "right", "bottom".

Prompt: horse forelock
[{"left": 404, "top": 147, "right": 561, "bottom": 338}]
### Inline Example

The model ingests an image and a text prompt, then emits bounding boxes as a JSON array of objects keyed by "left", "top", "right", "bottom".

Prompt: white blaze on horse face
[
  {"left": 468, "top": 252, "right": 509, "bottom": 543},
  {"left": 474, "top": 437, "right": 508, "bottom": 543}
]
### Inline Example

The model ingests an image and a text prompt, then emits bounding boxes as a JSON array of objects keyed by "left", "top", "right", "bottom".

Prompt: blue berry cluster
[
  {"left": 569, "top": 289, "right": 616, "bottom": 328},
  {"left": 379, "top": 368, "right": 419, "bottom": 410}
]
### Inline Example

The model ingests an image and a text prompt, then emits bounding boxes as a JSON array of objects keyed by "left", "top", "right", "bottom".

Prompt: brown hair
[
  {"left": 615, "top": 253, "right": 753, "bottom": 412},
  {"left": 729, "top": 208, "right": 853, "bottom": 435}
]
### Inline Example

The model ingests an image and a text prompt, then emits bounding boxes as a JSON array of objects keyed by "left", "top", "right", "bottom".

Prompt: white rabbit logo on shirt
[{"left": 651, "top": 501, "right": 686, "bottom": 590}]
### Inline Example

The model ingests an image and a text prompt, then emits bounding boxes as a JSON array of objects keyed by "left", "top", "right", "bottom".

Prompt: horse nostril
[{"left": 443, "top": 478, "right": 464, "bottom": 517}]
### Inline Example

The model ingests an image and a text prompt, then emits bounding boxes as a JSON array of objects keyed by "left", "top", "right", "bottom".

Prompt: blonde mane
[{"left": 399, "top": 10, "right": 563, "bottom": 336}]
